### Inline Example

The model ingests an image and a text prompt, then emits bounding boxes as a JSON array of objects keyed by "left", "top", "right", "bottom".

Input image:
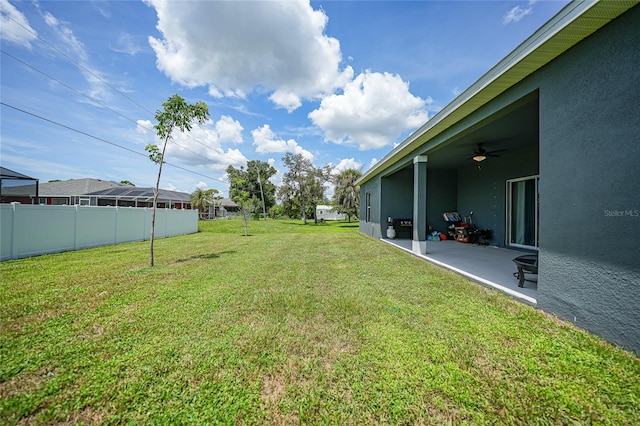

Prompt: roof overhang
[
  {"left": 357, "top": 0, "right": 637, "bottom": 185},
  {"left": 0, "top": 167, "right": 37, "bottom": 181}
]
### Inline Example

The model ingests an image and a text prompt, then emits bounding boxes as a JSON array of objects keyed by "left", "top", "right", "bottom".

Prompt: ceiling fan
[{"left": 471, "top": 143, "right": 508, "bottom": 162}]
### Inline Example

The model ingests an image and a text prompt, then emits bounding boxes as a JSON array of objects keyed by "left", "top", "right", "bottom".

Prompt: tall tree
[
  {"left": 332, "top": 168, "right": 362, "bottom": 222},
  {"left": 278, "top": 153, "right": 329, "bottom": 225},
  {"left": 227, "top": 170, "right": 258, "bottom": 236},
  {"left": 190, "top": 187, "right": 221, "bottom": 220},
  {"left": 226, "top": 160, "right": 277, "bottom": 219},
  {"left": 146, "top": 94, "right": 209, "bottom": 266}
]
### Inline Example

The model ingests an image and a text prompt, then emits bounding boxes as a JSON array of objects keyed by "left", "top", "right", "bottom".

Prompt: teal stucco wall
[{"left": 536, "top": 5, "right": 640, "bottom": 353}]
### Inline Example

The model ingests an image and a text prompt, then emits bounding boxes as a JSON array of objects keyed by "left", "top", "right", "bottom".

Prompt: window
[
  {"left": 506, "top": 176, "right": 539, "bottom": 249},
  {"left": 366, "top": 192, "right": 371, "bottom": 222},
  {"left": 52, "top": 198, "right": 68, "bottom": 205}
]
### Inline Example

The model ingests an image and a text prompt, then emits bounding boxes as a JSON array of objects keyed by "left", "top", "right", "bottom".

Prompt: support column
[{"left": 412, "top": 155, "right": 428, "bottom": 254}]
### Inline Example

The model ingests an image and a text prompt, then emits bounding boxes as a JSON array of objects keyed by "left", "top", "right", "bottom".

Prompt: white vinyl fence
[{"left": 1, "top": 203, "right": 198, "bottom": 261}]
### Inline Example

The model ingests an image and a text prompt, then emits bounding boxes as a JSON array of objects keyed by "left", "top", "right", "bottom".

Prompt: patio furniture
[{"left": 513, "top": 254, "right": 538, "bottom": 287}]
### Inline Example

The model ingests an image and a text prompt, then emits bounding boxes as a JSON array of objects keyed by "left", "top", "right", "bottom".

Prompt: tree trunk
[{"left": 150, "top": 137, "right": 169, "bottom": 267}]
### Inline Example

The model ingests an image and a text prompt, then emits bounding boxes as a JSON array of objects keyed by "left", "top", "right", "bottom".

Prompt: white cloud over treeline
[{"left": 144, "top": 0, "right": 429, "bottom": 151}]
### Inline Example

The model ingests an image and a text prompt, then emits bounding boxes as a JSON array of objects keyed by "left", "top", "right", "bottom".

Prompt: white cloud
[
  {"left": 110, "top": 33, "right": 144, "bottom": 55},
  {"left": 145, "top": 0, "right": 353, "bottom": 111},
  {"left": 366, "top": 158, "right": 379, "bottom": 172},
  {"left": 0, "top": 0, "right": 38, "bottom": 48},
  {"left": 42, "top": 12, "right": 87, "bottom": 62},
  {"left": 269, "top": 90, "right": 302, "bottom": 113},
  {"left": 332, "top": 158, "right": 362, "bottom": 174},
  {"left": 503, "top": 2, "right": 535, "bottom": 25},
  {"left": 37, "top": 7, "right": 116, "bottom": 102},
  {"left": 136, "top": 119, "right": 154, "bottom": 134},
  {"left": 137, "top": 116, "right": 248, "bottom": 172},
  {"left": 252, "top": 124, "right": 314, "bottom": 161},
  {"left": 215, "top": 116, "right": 244, "bottom": 144},
  {"left": 308, "top": 71, "right": 427, "bottom": 150}
]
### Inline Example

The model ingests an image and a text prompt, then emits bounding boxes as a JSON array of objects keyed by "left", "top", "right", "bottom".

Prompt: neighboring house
[
  {"left": 316, "top": 205, "right": 346, "bottom": 221},
  {"left": 85, "top": 187, "right": 191, "bottom": 209},
  {"left": 217, "top": 198, "right": 239, "bottom": 217},
  {"left": 357, "top": 2, "right": 640, "bottom": 353},
  {"left": 0, "top": 167, "right": 39, "bottom": 204},
  {"left": 37, "top": 178, "right": 192, "bottom": 209},
  {"left": 203, "top": 198, "right": 240, "bottom": 219},
  {"left": 38, "top": 178, "right": 122, "bottom": 205}
]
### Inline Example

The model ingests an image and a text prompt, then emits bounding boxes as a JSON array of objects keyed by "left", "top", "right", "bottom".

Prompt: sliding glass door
[{"left": 507, "top": 176, "right": 539, "bottom": 249}]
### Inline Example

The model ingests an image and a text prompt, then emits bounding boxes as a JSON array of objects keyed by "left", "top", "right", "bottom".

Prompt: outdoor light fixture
[{"left": 473, "top": 154, "right": 487, "bottom": 162}]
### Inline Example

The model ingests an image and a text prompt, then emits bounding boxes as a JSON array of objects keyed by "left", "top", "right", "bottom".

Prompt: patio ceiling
[{"left": 422, "top": 95, "right": 539, "bottom": 171}]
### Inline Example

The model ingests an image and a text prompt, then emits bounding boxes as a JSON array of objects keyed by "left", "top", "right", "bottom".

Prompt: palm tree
[
  {"left": 190, "top": 188, "right": 219, "bottom": 220},
  {"left": 333, "top": 168, "right": 362, "bottom": 222}
]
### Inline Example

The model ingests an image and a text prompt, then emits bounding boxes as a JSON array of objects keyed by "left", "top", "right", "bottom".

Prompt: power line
[
  {"left": 6, "top": 15, "right": 154, "bottom": 116},
  {"left": 0, "top": 50, "right": 231, "bottom": 168},
  {"left": 1, "top": 101, "right": 229, "bottom": 185},
  {"left": 4, "top": 15, "right": 244, "bottom": 168}
]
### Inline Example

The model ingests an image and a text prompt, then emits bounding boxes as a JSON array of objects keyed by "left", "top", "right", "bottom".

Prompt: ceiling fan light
[{"left": 473, "top": 155, "right": 487, "bottom": 162}]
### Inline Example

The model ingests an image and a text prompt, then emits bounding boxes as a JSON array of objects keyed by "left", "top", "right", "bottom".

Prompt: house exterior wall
[
  {"left": 535, "top": 5, "right": 640, "bottom": 353},
  {"left": 358, "top": 4, "right": 639, "bottom": 353},
  {"left": 359, "top": 177, "right": 382, "bottom": 238},
  {"left": 426, "top": 169, "right": 457, "bottom": 235},
  {"left": 382, "top": 167, "right": 414, "bottom": 224}
]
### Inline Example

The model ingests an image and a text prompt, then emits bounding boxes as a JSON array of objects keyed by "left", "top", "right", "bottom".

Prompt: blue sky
[{"left": 1, "top": 0, "right": 569, "bottom": 197}]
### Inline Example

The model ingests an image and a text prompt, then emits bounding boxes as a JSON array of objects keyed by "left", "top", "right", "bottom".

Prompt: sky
[{"left": 1, "top": 0, "right": 570, "bottom": 198}]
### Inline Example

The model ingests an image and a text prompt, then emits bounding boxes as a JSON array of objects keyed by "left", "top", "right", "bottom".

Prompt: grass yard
[{"left": 1, "top": 219, "right": 638, "bottom": 424}]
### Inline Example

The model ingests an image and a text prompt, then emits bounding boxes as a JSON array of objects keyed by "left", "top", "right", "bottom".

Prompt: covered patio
[{"left": 381, "top": 238, "right": 537, "bottom": 305}]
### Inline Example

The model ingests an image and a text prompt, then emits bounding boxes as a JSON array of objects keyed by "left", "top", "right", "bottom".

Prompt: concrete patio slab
[{"left": 381, "top": 238, "right": 538, "bottom": 305}]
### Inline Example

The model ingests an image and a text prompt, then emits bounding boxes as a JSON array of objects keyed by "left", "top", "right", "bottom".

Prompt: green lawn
[{"left": 1, "top": 219, "right": 638, "bottom": 425}]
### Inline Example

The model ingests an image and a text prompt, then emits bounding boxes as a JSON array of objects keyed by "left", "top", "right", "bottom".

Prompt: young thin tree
[
  {"left": 227, "top": 170, "right": 259, "bottom": 236},
  {"left": 146, "top": 94, "right": 209, "bottom": 266},
  {"left": 332, "top": 168, "right": 362, "bottom": 222}
]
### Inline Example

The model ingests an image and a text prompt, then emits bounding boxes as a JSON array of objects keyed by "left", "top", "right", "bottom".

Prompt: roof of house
[
  {"left": 39, "top": 178, "right": 122, "bottom": 196},
  {"left": 86, "top": 187, "right": 191, "bottom": 202},
  {"left": 0, "top": 167, "right": 37, "bottom": 181},
  {"left": 358, "top": 0, "right": 636, "bottom": 185},
  {"left": 38, "top": 178, "right": 191, "bottom": 202},
  {"left": 218, "top": 198, "right": 238, "bottom": 208}
]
